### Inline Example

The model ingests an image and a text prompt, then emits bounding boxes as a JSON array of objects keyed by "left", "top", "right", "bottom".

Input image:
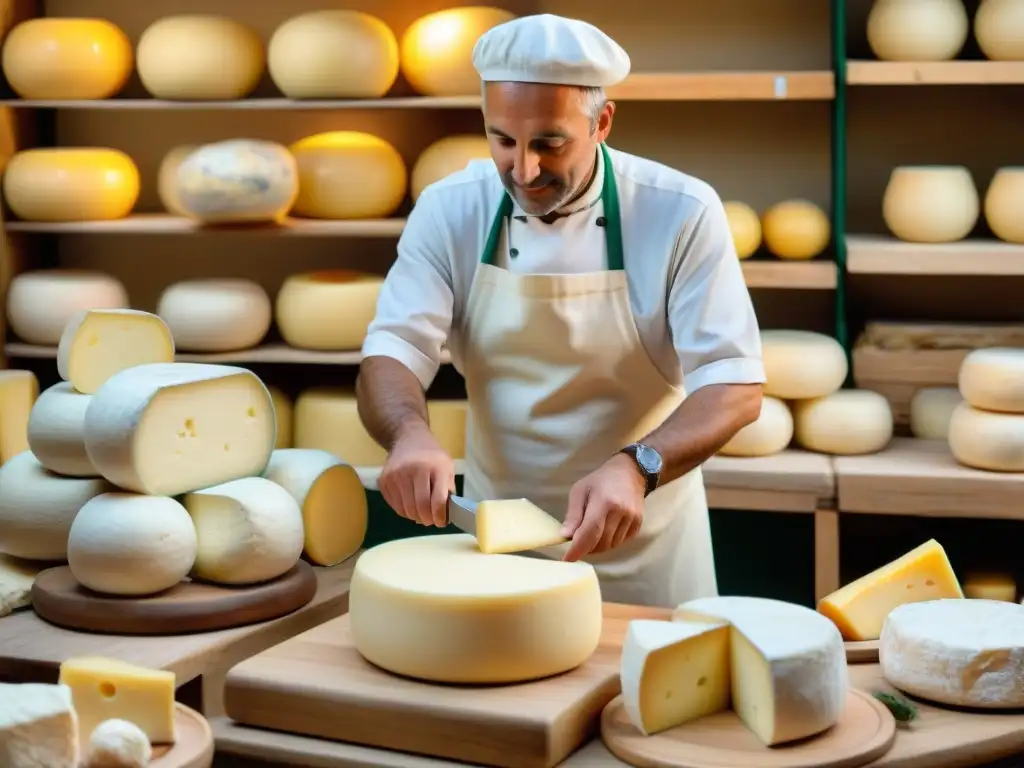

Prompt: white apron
[{"left": 459, "top": 144, "right": 718, "bottom": 608}]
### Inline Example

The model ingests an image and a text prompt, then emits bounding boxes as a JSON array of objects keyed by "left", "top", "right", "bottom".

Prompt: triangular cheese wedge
[{"left": 476, "top": 498, "right": 567, "bottom": 554}]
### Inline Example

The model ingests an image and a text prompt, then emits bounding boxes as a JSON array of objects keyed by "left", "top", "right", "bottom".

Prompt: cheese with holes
[
  {"left": 958, "top": 347, "right": 1024, "bottom": 413},
  {"left": 0, "top": 555, "right": 41, "bottom": 617},
  {"left": 817, "top": 539, "right": 963, "bottom": 641},
  {"left": 157, "top": 278, "right": 271, "bottom": 352},
  {"left": 59, "top": 657, "right": 175, "bottom": 744},
  {"left": 883, "top": 165, "right": 979, "bottom": 243},
  {"left": 411, "top": 136, "right": 492, "bottom": 200},
  {"left": 349, "top": 534, "right": 602, "bottom": 683},
  {"left": 760, "top": 199, "right": 830, "bottom": 261},
  {"left": 28, "top": 382, "right": 95, "bottom": 476},
  {"left": 793, "top": 390, "right": 893, "bottom": 455},
  {"left": 263, "top": 448, "right": 367, "bottom": 565},
  {"left": 910, "top": 386, "right": 962, "bottom": 440},
  {"left": 83, "top": 363, "right": 275, "bottom": 496},
  {"left": 6, "top": 269, "right": 129, "bottom": 346},
  {"left": 672, "top": 596, "right": 847, "bottom": 746},
  {"left": 276, "top": 271, "right": 383, "bottom": 351},
  {"left": 760, "top": 330, "right": 847, "bottom": 399},
  {"left": 476, "top": 497, "right": 567, "bottom": 554},
  {"left": 964, "top": 573, "right": 1017, "bottom": 602},
  {"left": 0, "top": 451, "right": 111, "bottom": 560},
  {"left": 184, "top": 477, "right": 304, "bottom": 585},
  {"left": 85, "top": 719, "right": 151, "bottom": 768},
  {"left": 880, "top": 599, "right": 1024, "bottom": 708},
  {"left": 0, "top": 370, "right": 38, "bottom": 463},
  {"left": 719, "top": 396, "right": 792, "bottom": 457},
  {"left": 723, "top": 201, "right": 761, "bottom": 259},
  {"left": 0, "top": 683, "right": 79, "bottom": 768},
  {"left": 268, "top": 386, "right": 293, "bottom": 449},
  {"left": 948, "top": 402, "right": 1024, "bottom": 471}
]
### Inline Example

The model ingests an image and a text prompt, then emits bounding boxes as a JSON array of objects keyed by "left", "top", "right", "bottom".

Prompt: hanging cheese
[
  {"left": 0, "top": 683, "right": 79, "bottom": 768},
  {"left": 974, "top": 0, "right": 1024, "bottom": 61},
  {"left": 0, "top": 555, "right": 43, "bottom": 618},
  {"left": 85, "top": 719, "right": 151, "bottom": 768},
  {"left": 268, "top": 386, "right": 293, "bottom": 449},
  {"left": 984, "top": 168, "right": 1024, "bottom": 243},
  {"left": 759, "top": 330, "right": 847, "bottom": 400},
  {"left": 958, "top": 347, "right": 1024, "bottom": 413},
  {"left": 476, "top": 497, "right": 567, "bottom": 553},
  {"left": 760, "top": 200, "right": 830, "bottom": 261},
  {"left": 275, "top": 271, "right": 383, "bottom": 351},
  {"left": 866, "top": 0, "right": 969, "bottom": 61},
  {"left": 294, "top": 388, "right": 387, "bottom": 466},
  {"left": 882, "top": 165, "right": 979, "bottom": 243},
  {"left": 156, "top": 278, "right": 271, "bottom": 352},
  {"left": 27, "top": 382, "right": 95, "bottom": 477},
  {"left": 963, "top": 573, "right": 1017, "bottom": 602},
  {"left": 156, "top": 144, "right": 197, "bottom": 217},
  {"left": 722, "top": 201, "right": 761, "bottom": 260},
  {"left": 909, "top": 386, "right": 961, "bottom": 440},
  {"left": 6, "top": 269, "right": 128, "bottom": 346},
  {"left": 0, "top": 370, "right": 38, "bottom": 463},
  {"left": 792, "top": 390, "right": 893, "bottom": 455},
  {"left": 719, "top": 396, "right": 792, "bottom": 457},
  {"left": 948, "top": 402, "right": 1024, "bottom": 471},
  {"left": 411, "top": 136, "right": 491, "bottom": 201}
]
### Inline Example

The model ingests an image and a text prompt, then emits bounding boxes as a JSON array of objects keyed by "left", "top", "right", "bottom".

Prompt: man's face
[{"left": 482, "top": 82, "right": 612, "bottom": 216}]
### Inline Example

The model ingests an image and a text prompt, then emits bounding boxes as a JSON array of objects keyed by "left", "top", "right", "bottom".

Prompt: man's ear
[{"left": 596, "top": 101, "right": 615, "bottom": 141}]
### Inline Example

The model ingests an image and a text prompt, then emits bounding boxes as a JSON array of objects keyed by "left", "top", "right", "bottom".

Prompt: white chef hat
[{"left": 472, "top": 14, "right": 630, "bottom": 88}]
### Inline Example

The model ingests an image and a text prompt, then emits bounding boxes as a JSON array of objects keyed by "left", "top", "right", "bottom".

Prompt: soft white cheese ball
[{"left": 85, "top": 718, "right": 152, "bottom": 768}]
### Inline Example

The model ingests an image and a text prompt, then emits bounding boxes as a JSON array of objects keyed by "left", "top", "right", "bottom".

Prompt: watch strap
[{"left": 621, "top": 443, "right": 660, "bottom": 496}]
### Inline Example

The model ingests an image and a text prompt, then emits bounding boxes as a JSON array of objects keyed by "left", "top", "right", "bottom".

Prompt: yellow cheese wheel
[
  {"left": 984, "top": 168, "right": 1024, "bottom": 244},
  {"left": 3, "top": 148, "right": 139, "bottom": 222},
  {"left": 948, "top": 402, "right": 1024, "bottom": 471},
  {"left": 723, "top": 201, "right": 762, "bottom": 260},
  {"left": 156, "top": 144, "right": 198, "bottom": 216},
  {"left": 793, "top": 390, "right": 894, "bottom": 456},
  {"left": 400, "top": 7, "right": 516, "bottom": 96},
  {"left": 866, "top": 0, "right": 968, "bottom": 61},
  {"left": 882, "top": 166, "right": 979, "bottom": 243},
  {"left": 276, "top": 271, "right": 383, "bottom": 351},
  {"left": 289, "top": 131, "right": 406, "bottom": 219},
  {"left": 974, "top": 0, "right": 1024, "bottom": 61},
  {"left": 1, "top": 18, "right": 133, "bottom": 100},
  {"left": 136, "top": 15, "right": 264, "bottom": 100},
  {"left": 411, "top": 136, "right": 491, "bottom": 201},
  {"left": 760, "top": 330, "right": 848, "bottom": 400},
  {"left": 6, "top": 270, "right": 129, "bottom": 346},
  {"left": 761, "top": 200, "right": 830, "bottom": 260},
  {"left": 268, "top": 11, "right": 399, "bottom": 99}
]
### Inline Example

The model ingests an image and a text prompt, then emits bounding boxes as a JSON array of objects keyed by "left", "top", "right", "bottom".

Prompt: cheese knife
[{"left": 445, "top": 494, "right": 477, "bottom": 535}]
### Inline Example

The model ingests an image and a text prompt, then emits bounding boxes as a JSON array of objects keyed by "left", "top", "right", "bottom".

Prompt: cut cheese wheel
[
  {"left": 947, "top": 402, "right": 1024, "bottom": 471},
  {"left": 276, "top": 272, "right": 383, "bottom": 351},
  {"left": 817, "top": 539, "right": 963, "bottom": 641},
  {"left": 156, "top": 278, "right": 271, "bottom": 352},
  {"left": 294, "top": 387, "right": 386, "bottom": 466},
  {"left": 760, "top": 330, "right": 847, "bottom": 399},
  {"left": 0, "top": 554, "right": 45, "bottom": 617},
  {"left": 958, "top": 347, "right": 1024, "bottom": 413},
  {"left": 0, "top": 370, "right": 39, "bottom": 463},
  {"left": 984, "top": 167, "right": 1024, "bottom": 244},
  {"left": 909, "top": 386, "right": 961, "bottom": 440},
  {"left": 723, "top": 201, "right": 761, "bottom": 260},
  {"left": 27, "top": 382, "right": 96, "bottom": 477},
  {"left": 672, "top": 596, "right": 847, "bottom": 746},
  {"left": 268, "top": 387, "right": 293, "bottom": 449},
  {"left": 411, "top": 136, "right": 492, "bottom": 201},
  {"left": 156, "top": 144, "right": 197, "bottom": 216},
  {"left": 975, "top": 0, "right": 1024, "bottom": 60},
  {"left": 0, "top": 451, "right": 112, "bottom": 561},
  {"left": 57, "top": 309, "right": 175, "bottom": 395},
  {"left": 83, "top": 363, "right": 275, "bottom": 496},
  {"left": 880, "top": 598, "right": 1024, "bottom": 708},
  {"left": 6, "top": 269, "right": 129, "bottom": 346},
  {"left": 476, "top": 497, "right": 567, "bottom": 554},
  {"left": 0, "top": 682, "right": 78, "bottom": 768},
  {"left": 760, "top": 200, "right": 830, "bottom": 261},
  {"left": 86, "top": 719, "right": 151, "bottom": 768},
  {"left": 867, "top": 0, "right": 969, "bottom": 61},
  {"left": 963, "top": 573, "right": 1017, "bottom": 602},
  {"left": 719, "top": 396, "right": 792, "bottom": 457},
  {"left": 263, "top": 448, "right": 367, "bottom": 566},
  {"left": 349, "top": 533, "right": 602, "bottom": 683},
  {"left": 793, "top": 390, "right": 893, "bottom": 455},
  {"left": 67, "top": 493, "right": 197, "bottom": 596},
  {"left": 882, "top": 165, "right": 979, "bottom": 243},
  {"left": 184, "top": 477, "right": 304, "bottom": 585}
]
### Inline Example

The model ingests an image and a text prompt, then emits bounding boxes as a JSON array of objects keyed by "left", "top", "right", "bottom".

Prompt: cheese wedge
[
  {"left": 0, "top": 683, "right": 79, "bottom": 768},
  {"left": 476, "top": 497, "right": 567, "bottom": 554}
]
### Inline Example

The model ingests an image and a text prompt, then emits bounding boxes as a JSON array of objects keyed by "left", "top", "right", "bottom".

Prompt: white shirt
[{"left": 362, "top": 145, "right": 766, "bottom": 394}]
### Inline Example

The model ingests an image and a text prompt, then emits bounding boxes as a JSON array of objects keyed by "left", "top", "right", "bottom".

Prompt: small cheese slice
[
  {"left": 0, "top": 682, "right": 79, "bottom": 768},
  {"left": 0, "top": 555, "right": 43, "bottom": 617},
  {"left": 476, "top": 497, "right": 567, "bottom": 554},
  {"left": 817, "top": 539, "right": 963, "bottom": 641},
  {"left": 85, "top": 719, "right": 151, "bottom": 768},
  {"left": 59, "top": 657, "right": 175, "bottom": 744},
  {"left": 963, "top": 573, "right": 1017, "bottom": 602},
  {"left": 620, "top": 619, "right": 731, "bottom": 735},
  {"left": 0, "top": 370, "right": 39, "bottom": 463},
  {"left": 880, "top": 598, "right": 1024, "bottom": 708},
  {"left": 27, "top": 381, "right": 96, "bottom": 477}
]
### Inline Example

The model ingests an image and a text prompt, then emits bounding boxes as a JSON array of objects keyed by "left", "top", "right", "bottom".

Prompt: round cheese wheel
[
  {"left": 268, "top": 11, "right": 399, "bottom": 99},
  {"left": 3, "top": 148, "right": 139, "bottom": 222},
  {"left": 761, "top": 200, "right": 830, "bottom": 260},
  {"left": 136, "top": 15, "right": 264, "bottom": 100},
  {"left": 958, "top": 347, "right": 1024, "bottom": 413},
  {"left": 294, "top": 388, "right": 388, "bottom": 467},
  {"left": 157, "top": 144, "right": 197, "bottom": 216},
  {"left": 349, "top": 533, "right": 602, "bottom": 683},
  {"left": 909, "top": 386, "right": 962, "bottom": 440},
  {"left": 949, "top": 402, "right": 1024, "bottom": 471},
  {"left": 27, "top": 382, "right": 96, "bottom": 477},
  {"left": 1, "top": 18, "right": 133, "bottom": 100},
  {"left": 156, "top": 278, "right": 271, "bottom": 352},
  {"left": 67, "top": 493, "right": 197, "bottom": 596},
  {"left": 974, "top": 0, "right": 1024, "bottom": 61},
  {"left": 400, "top": 7, "right": 517, "bottom": 96},
  {"left": 289, "top": 131, "right": 406, "bottom": 219},
  {"left": 275, "top": 271, "right": 383, "bottom": 350},
  {"left": 411, "top": 135, "right": 491, "bottom": 201},
  {"left": 86, "top": 720, "right": 151, "bottom": 768},
  {"left": 175, "top": 140, "right": 299, "bottom": 224},
  {"left": 0, "top": 451, "right": 112, "bottom": 560},
  {"left": 882, "top": 165, "right": 979, "bottom": 243},
  {"left": 984, "top": 167, "right": 1024, "bottom": 244},
  {"left": 793, "top": 390, "right": 894, "bottom": 455},
  {"left": 722, "top": 201, "right": 761, "bottom": 260},
  {"left": 719, "top": 396, "right": 793, "bottom": 457},
  {"left": 6, "top": 269, "right": 129, "bottom": 346},
  {"left": 963, "top": 573, "right": 1018, "bottom": 602},
  {"left": 760, "top": 330, "right": 848, "bottom": 400},
  {"left": 268, "top": 386, "right": 293, "bottom": 449},
  {"left": 866, "top": 0, "right": 969, "bottom": 61}
]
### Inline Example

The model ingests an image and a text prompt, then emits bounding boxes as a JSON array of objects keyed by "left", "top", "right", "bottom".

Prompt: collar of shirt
[{"left": 510, "top": 146, "right": 604, "bottom": 222}]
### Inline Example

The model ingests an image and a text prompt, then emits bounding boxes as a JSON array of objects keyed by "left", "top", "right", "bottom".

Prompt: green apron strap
[{"left": 481, "top": 194, "right": 513, "bottom": 266}]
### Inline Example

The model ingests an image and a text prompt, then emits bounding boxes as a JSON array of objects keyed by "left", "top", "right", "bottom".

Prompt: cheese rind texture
[
  {"left": 83, "top": 362, "right": 276, "bottom": 496},
  {"left": 6, "top": 269, "right": 128, "bottom": 346},
  {"left": 85, "top": 719, "right": 151, "bottom": 768},
  {"left": 156, "top": 278, "right": 271, "bottom": 353},
  {"left": 28, "top": 382, "right": 96, "bottom": 476},
  {"left": 958, "top": 347, "right": 1024, "bottom": 413},
  {"left": 947, "top": 402, "right": 1024, "bottom": 472},
  {"left": 719, "top": 396, "right": 793, "bottom": 457},
  {"left": 0, "top": 682, "right": 79, "bottom": 768},
  {"left": 349, "top": 533, "right": 602, "bottom": 683},
  {"left": 760, "top": 330, "right": 847, "bottom": 400},
  {"left": 793, "top": 389, "right": 894, "bottom": 455},
  {"left": 0, "top": 369, "right": 39, "bottom": 463},
  {"left": 476, "top": 497, "right": 567, "bottom": 554},
  {"left": 880, "top": 598, "right": 1024, "bottom": 708}
]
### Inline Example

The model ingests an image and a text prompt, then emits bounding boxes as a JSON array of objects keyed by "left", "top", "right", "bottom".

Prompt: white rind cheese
[
  {"left": 719, "top": 396, "right": 793, "bottom": 457},
  {"left": 156, "top": 278, "right": 272, "bottom": 353},
  {"left": 0, "top": 683, "right": 79, "bottom": 768},
  {"left": 958, "top": 347, "right": 1024, "bottom": 413},
  {"left": 760, "top": 330, "right": 847, "bottom": 400},
  {"left": 880, "top": 599, "right": 1024, "bottom": 708},
  {"left": 28, "top": 382, "right": 97, "bottom": 477},
  {"left": 910, "top": 386, "right": 962, "bottom": 440},
  {"left": 85, "top": 719, "right": 151, "bottom": 768},
  {"left": 6, "top": 269, "right": 128, "bottom": 346},
  {"left": 792, "top": 390, "right": 894, "bottom": 455},
  {"left": 947, "top": 402, "right": 1024, "bottom": 472}
]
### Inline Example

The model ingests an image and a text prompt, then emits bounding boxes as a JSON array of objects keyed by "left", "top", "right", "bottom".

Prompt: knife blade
[{"left": 446, "top": 494, "right": 478, "bottom": 535}]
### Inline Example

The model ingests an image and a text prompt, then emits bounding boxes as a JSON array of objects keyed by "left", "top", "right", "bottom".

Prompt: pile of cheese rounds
[
  {"left": 947, "top": 347, "right": 1024, "bottom": 472},
  {"left": 723, "top": 199, "right": 831, "bottom": 261}
]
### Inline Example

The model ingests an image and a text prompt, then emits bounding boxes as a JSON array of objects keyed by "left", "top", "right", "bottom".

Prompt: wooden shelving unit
[
  {"left": 846, "top": 59, "right": 1024, "bottom": 85},
  {"left": 846, "top": 236, "right": 1024, "bottom": 276}
]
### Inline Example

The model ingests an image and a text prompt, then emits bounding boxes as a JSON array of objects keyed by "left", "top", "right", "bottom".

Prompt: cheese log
[
  {"left": 349, "top": 533, "right": 602, "bottom": 683},
  {"left": 59, "top": 657, "right": 175, "bottom": 744},
  {"left": 963, "top": 573, "right": 1017, "bottom": 602},
  {"left": 0, "top": 683, "right": 79, "bottom": 768},
  {"left": 0, "top": 370, "right": 39, "bottom": 463},
  {"left": 672, "top": 596, "right": 847, "bottom": 746},
  {"left": 880, "top": 598, "right": 1024, "bottom": 708},
  {"left": 621, "top": 619, "right": 731, "bottom": 736},
  {"left": 184, "top": 476, "right": 304, "bottom": 585},
  {"left": 817, "top": 539, "right": 963, "bottom": 641},
  {"left": 27, "top": 382, "right": 96, "bottom": 476},
  {"left": 85, "top": 719, "right": 151, "bottom": 768},
  {"left": 262, "top": 448, "right": 367, "bottom": 565},
  {"left": 83, "top": 362, "right": 275, "bottom": 496},
  {"left": 476, "top": 497, "right": 567, "bottom": 554},
  {"left": 0, "top": 555, "right": 43, "bottom": 617}
]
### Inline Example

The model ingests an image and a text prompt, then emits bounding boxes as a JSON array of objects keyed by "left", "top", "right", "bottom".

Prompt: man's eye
[{"left": 497, "top": 137, "right": 515, "bottom": 148}]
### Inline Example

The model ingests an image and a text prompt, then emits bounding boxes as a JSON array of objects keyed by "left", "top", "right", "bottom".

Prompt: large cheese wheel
[
  {"left": 958, "top": 347, "right": 1024, "bottom": 413},
  {"left": 0, "top": 370, "right": 38, "bottom": 463},
  {"left": 136, "top": 15, "right": 264, "bottom": 100},
  {"left": 349, "top": 534, "right": 602, "bottom": 683},
  {"left": 411, "top": 136, "right": 491, "bottom": 201},
  {"left": 793, "top": 390, "right": 894, "bottom": 455},
  {"left": 400, "top": 7, "right": 516, "bottom": 96},
  {"left": 268, "top": 386, "right": 293, "bottom": 449},
  {"left": 974, "top": 0, "right": 1024, "bottom": 61},
  {"left": 174, "top": 140, "right": 299, "bottom": 224},
  {"left": 761, "top": 200, "right": 830, "bottom": 260},
  {"left": 882, "top": 166, "right": 979, "bottom": 243},
  {"left": 909, "top": 386, "right": 962, "bottom": 440},
  {"left": 157, "top": 144, "right": 197, "bottom": 216},
  {"left": 289, "top": 132, "right": 406, "bottom": 219},
  {"left": 28, "top": 382, "right": 96, "bottom": 477},
  {"left": 984, "top": 168, "right": 1024, "bottom": 244},
  {"left": 3, "top": 148, "right": 139, "bottom": 222},
  {"left": 275, "top": 271, "right": 383, "bottom": 350},
  {"left": 948, "top": 402, "right": 1024, "bottom": 471},
  {"left": 719, "top": 396, "right": 793, "bottom": 457},
  {"left": 0, "top": 451, "right": 112, "bottom": 561},
  {"left": 6, "top": 269, "right": 129, "bottom": 346},
  {"left": 67, "top": 493, "right": 197, "bottom": 596},
  {"left": 723, "top": 201, "right": 761, "bottom": 260},
  {"left": 866, "top": 0, "right": 969, "bottom": 61},
  {"left": 1, "top": 18, "right": 133, "bottom": 100},
  {"left": 156, "top": 279, "right": 271, "bottom": 352},
  {"left": 760, "top": 330, "right": 847, "bottom": 400},
  {"left": 268, "top": 11, "right": 399, "bottom": 99}
]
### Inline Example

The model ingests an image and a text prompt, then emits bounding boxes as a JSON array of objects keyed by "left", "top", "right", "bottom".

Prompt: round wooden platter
[
  {"left": 84, "top": 703, "right": 214, "bottom": 768},
  {"left": 845, "top": 639, "right": 880, "bottom": 664},
  {"left": 32, "top": 561, "right": 317, "bottom": 635},
  {"left": 601, "top": 689, "right": 896, "bottom": 768}
]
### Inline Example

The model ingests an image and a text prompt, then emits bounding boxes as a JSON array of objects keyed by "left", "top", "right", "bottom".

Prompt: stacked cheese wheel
[
  {"left": 948, "top": 347, "right": 1024, "bottom": 471},
  {"left": 724, "top": 199, "right": 831, "bottom": 261}
]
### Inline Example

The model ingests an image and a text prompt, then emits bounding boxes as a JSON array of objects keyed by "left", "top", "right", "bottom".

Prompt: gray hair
[{"left": 481, "top": 84, "right": 607, "bottom": 133}]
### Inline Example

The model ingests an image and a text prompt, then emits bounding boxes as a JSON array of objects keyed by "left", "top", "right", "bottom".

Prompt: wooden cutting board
[
  {"left": 845, "top": 640, "right": 879, "bottom": 664},
  {"left": 225, "top": 603, "right": 669, "bottom": 768}
]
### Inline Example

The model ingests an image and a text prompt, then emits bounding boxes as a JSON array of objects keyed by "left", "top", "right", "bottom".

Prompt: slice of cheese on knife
[{"left": 476, "top": 498, "right": 567, "bottom": 554}]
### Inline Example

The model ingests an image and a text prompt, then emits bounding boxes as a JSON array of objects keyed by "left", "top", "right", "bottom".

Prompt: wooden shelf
[
  {"left": 740, "top": 260, "right": 836, "bottom": 289},
  {"left": 4, "top": 215, "right": 407, "bottom": 237},
  {"left": 846, "top": 235, "right": 1024, "bottom": 276},
  {"left": 846, "top": 60, "right": 1024, "bottom": 85},
  {"left": 703, "top": 449, "right": 834, "bottom": 513},
  {"left": 0, "top": 96, "right": 483, "bottom": 111}
]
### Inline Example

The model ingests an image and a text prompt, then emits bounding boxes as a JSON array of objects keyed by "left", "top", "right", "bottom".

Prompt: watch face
[{"left": 635, "top": 444, "right": 662, "bottom": 474}]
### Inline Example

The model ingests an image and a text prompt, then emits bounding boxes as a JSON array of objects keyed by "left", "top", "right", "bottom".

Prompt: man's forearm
[{"left": 356, "top": 356, "right": 431, "bottom": 450}]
